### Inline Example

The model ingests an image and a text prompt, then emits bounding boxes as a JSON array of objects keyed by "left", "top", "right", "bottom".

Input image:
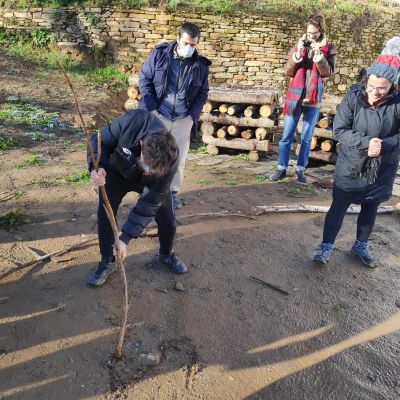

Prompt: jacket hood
[{"left": 129, "top": 109, "right": 168, "bottom": 145}]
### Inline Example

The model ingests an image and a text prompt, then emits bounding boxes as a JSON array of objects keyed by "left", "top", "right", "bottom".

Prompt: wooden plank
[
  {"left": 308, "top": 150, "right": 337, "bottom": 164},
  {"left": 207, "top": 87, "right": 278, "bottom": 105},
  {"left": 201, "top": 112, "right": 275, "bottom": 128},
  {"left": 202, "top": 134, "right": 269, "bottom": 152},
  {"left": 313, "top": 127, "right": 334, "bottom": 139}
]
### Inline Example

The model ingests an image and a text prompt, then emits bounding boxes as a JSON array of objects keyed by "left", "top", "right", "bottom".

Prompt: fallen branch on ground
[
  {"left": 249, "top": 275, "right": 289, "bottom": 296},
  {"left": 0, "top": 237, "right": 97, "bottom": 281},
  {"left": 252, "top": 204, "right": 399, "bottom": 216},
  {"left": 58, "top": 62, "right": 128, "bottom": 359},
  {"left": 180, "top": 211, "right": 256, "bottom": 220}
]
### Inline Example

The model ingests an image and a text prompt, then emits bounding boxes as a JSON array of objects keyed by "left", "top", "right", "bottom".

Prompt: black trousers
[
  {"left": 97, "top": 170, "right": 176, "bottom": 260},
  {"left": 322, "top": 198, "right": 379, "bottom": 244}
]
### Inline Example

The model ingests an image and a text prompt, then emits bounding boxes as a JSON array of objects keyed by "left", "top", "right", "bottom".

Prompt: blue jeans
[{"left": 278, "top": 105, "right": 320, "bottom": 171}]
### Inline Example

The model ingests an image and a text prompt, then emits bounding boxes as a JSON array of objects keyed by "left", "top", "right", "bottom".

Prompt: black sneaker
[
  {"left": 159, "top": 252, "right": 187, "bottom": 274},
  {"left": 270, "top": 169, "right": 286, "bottom": 181},
  {"left": 86, "top": 257, "right": 118, "bottom": 287},
  {"left": 172, "top": 191, "right": 182, "bottom": 210},
  {"left": 351, "top": 240, "right": 376, "bottom": 268},
  {"left": 295, "top": 170, "right": 307, "bottom": 184}
]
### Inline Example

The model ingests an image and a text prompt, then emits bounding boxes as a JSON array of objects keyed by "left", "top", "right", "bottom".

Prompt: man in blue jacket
[
  {"left": 138, "top": 22, "right": 211, "bottom": 209},
  {"left": 86, "top": 109, "right": 187, "bottom": 288}
]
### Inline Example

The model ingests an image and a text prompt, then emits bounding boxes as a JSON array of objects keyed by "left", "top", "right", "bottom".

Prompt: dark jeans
[
  {"left": 98, "top": 170, "right": 176, "bottom": 260},
  {"left": 322, "top": 198, "right": 379, "bottom": 244}
]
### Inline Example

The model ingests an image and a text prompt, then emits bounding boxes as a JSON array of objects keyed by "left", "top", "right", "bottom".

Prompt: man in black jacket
[{"left": 86, "top": 109, "right": 187, "bottom": 287}]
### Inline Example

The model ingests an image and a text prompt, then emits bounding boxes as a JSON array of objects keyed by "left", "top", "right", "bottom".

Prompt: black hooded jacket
[
  {"left": 87, "top": 109, "right": 179, "bottom": 242},
  {"left": 333, "top": 84, "right": 400, "bottom": 203}
]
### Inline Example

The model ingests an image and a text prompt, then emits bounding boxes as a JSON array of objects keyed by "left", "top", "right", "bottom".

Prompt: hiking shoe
[
  {"left": 295, "top": 170, "right": 307, "bottom": 184},
  {"left": 313, "top": 242, "right": 333, "bottom": 264},
  {"left": 351, "top": 240, "right": 376, "bottom": 268},
  {"left": 159, "top": 252, "right": 187, "bottom": 274},
  {"left": 270, "top": 169, "right": 286, "bottom": 181},
  {"left": 172, "top": 191, "right": 183, "bottom": 210},
  {"left": 86, "top": 257, "right": 118, "bottom": 287}
]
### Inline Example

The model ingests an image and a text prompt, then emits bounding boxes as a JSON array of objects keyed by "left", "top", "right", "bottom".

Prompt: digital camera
[{"left": 303, "top": 39, "right": 312, "bottom": 48}]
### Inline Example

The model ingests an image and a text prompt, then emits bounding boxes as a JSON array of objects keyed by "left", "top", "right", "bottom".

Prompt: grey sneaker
[
  {"left": 313, "top": 242, "right": 333, "bottom": 264},
  {"left": 351, "top": 240, "right": 376, "bottom": 268},
  {"left": 172, "top": 191, "right": 182, "bottom": 210},
  {"left": 270, "top": 169, "right": 286, "bottom": 181},
  {"left": 86, "top": 257, "right": 118, "bottom": 287},
  {"left": 295, "top": 170, "right": 307, "bottom": 184}
]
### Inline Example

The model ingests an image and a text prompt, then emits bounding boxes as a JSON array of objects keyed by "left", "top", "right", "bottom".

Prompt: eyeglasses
[
  {"left": 366, "top": 84, "right": 392, "bottom": 95},
  {"left": 306, "top": 31, "right": 319, "bottom": 36}
]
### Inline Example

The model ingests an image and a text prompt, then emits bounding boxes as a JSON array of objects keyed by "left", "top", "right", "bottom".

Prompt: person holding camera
[
  {"left": 86, "top": 109, "right": 187, "bottom": 288},
  {"left": 313, "top": 37, "right": 400, "bottom": 268},
  {"left": 270, "top": 13, "right": 337, "bottom": 183}
]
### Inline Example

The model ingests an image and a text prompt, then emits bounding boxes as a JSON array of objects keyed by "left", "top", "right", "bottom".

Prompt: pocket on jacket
[{"left": 154, "top": 69, "right": 166, "bottom": 86}]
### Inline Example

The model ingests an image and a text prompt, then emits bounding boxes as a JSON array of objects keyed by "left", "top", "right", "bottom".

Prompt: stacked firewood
[
  {"left": 296, "top": 113, "right": 337, "bottom": 164},
  {"left": 125, "top": 75, "right": 141, "bottom": 110},
  {"left": 200, "top": 87, "right": 281, "bottom": 161}
]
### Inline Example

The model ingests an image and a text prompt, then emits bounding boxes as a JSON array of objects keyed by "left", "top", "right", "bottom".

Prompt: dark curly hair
[
  {"left": 305, "top": 12, "right": 326, "bottom": 37},
  {"left": 142, "top": 131, "right": 177, "bottom": 177}
]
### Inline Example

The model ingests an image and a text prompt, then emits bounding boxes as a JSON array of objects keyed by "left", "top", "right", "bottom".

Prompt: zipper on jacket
[{"left": 172, "top": 59, "right": 183, "bottom": 120}]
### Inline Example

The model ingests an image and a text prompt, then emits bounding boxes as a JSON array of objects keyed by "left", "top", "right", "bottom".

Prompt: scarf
[{"left": 283, "top": 36, "right": 330, "bottom": 116}]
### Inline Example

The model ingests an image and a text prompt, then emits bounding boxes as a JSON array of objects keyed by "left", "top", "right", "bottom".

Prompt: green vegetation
[
  {"left": 226, "top": 180, "right": 237, "bottom": 186},
  {"left": 60, "top": 170, "right": 91, "bottom": 183},
  {"left": 0, "top": 28, "right": 127, "bottom": 89},
  {"left": 334, "top": 302, "right": 345, "bottom": 312},
  {"left": 0, "top": 0, "right": 388, "bottom": 16},
  {"left": 29, "top": 170, "right": 91, "bottom": 186},
  {"left": 189, "top": 142, "right": 208, "bottom": 154},
  {"left": 0, "top": 209, "right": 27, "bottom": 230},
  {"left": 0, "top": 103, "right": 60, "bottom": 127},
  {"left": 0, "top": 133, "right": 15, "bottom": 150},
  {"left": 196, "top": 179, "right": 213, "bottom": 185},
  {"left": 13, "top": 191, "right": 25, "bottom": 199},
  {"left": 253, "top": 174, "right": 269, "bottom": 184},
  {"left": 16, "top": 153, "right": 42, "bottom": 169}
]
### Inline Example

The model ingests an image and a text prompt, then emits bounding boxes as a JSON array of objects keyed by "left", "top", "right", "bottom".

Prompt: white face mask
[{"left": 178, "top": 43, "right": 195, "bottom": 58}]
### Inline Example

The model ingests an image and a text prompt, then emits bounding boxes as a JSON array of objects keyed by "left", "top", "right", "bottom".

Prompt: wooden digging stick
[{"left": 57, "top": 61, "right": 129, "bottom": 359}]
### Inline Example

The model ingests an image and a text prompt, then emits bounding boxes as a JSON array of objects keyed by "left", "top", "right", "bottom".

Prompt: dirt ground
[{"left": 1, "top": 50, "right": 400, "bottom": 400}]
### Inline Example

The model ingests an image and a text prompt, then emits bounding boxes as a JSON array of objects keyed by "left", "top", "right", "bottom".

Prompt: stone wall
[{"left": 0, "top": 7, "right": 399, "bottom": 95}]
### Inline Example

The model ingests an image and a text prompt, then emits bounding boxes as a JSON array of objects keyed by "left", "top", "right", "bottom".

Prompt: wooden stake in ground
[{"left": 58, "top": 61, "right": 128, "bottom": 359}]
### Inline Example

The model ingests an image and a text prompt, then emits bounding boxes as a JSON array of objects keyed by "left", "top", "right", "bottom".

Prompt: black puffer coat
[
  {"left": 87, "top": 109, "right": 178, "bottom": 241},
  {"left": 333, "top": 84, "right": 400, "bottom": 203}
]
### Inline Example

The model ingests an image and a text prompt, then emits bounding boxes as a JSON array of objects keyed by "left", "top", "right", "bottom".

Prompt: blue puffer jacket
[
  {"left": 333, "top": 84, "right": 400, "bottom": 203},
  {"left": 87, "top": 109, "right": 179, "bottom": 242},
  {"left": 138, "top": 40, "right": 211, "bottom": 122}
]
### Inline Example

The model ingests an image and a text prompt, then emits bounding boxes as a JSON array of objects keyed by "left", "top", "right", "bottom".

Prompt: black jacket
[
  {"left": 88, "top": 109, "right": 179, "bottom": 242},
  {"left": 333, "top": 84, "right": 400, "bottom": 203}
]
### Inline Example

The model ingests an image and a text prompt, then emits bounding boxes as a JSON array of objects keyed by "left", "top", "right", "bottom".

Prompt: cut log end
[
  {"left": 207, "top": 144, "right": 219, "bottom": 155},
  {"left": 248, "top": 151, "right": 259, "bottom": 162},
  {"left": 124, "top": 99, "right": 138, "bottom": 110},
  {"left": 127, "top": 86, "right": 139, "bottom": 100}
]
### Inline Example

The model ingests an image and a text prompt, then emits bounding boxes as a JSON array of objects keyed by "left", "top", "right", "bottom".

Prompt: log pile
[
  {"left": 125, "top": 75, "right": 141, "bottom": 110},
  {"left": 200, "top": 86, "right": 281, "bottom": 161},
  {"left": 296, "top": 112, "right": 338, "bottom": 164}
]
